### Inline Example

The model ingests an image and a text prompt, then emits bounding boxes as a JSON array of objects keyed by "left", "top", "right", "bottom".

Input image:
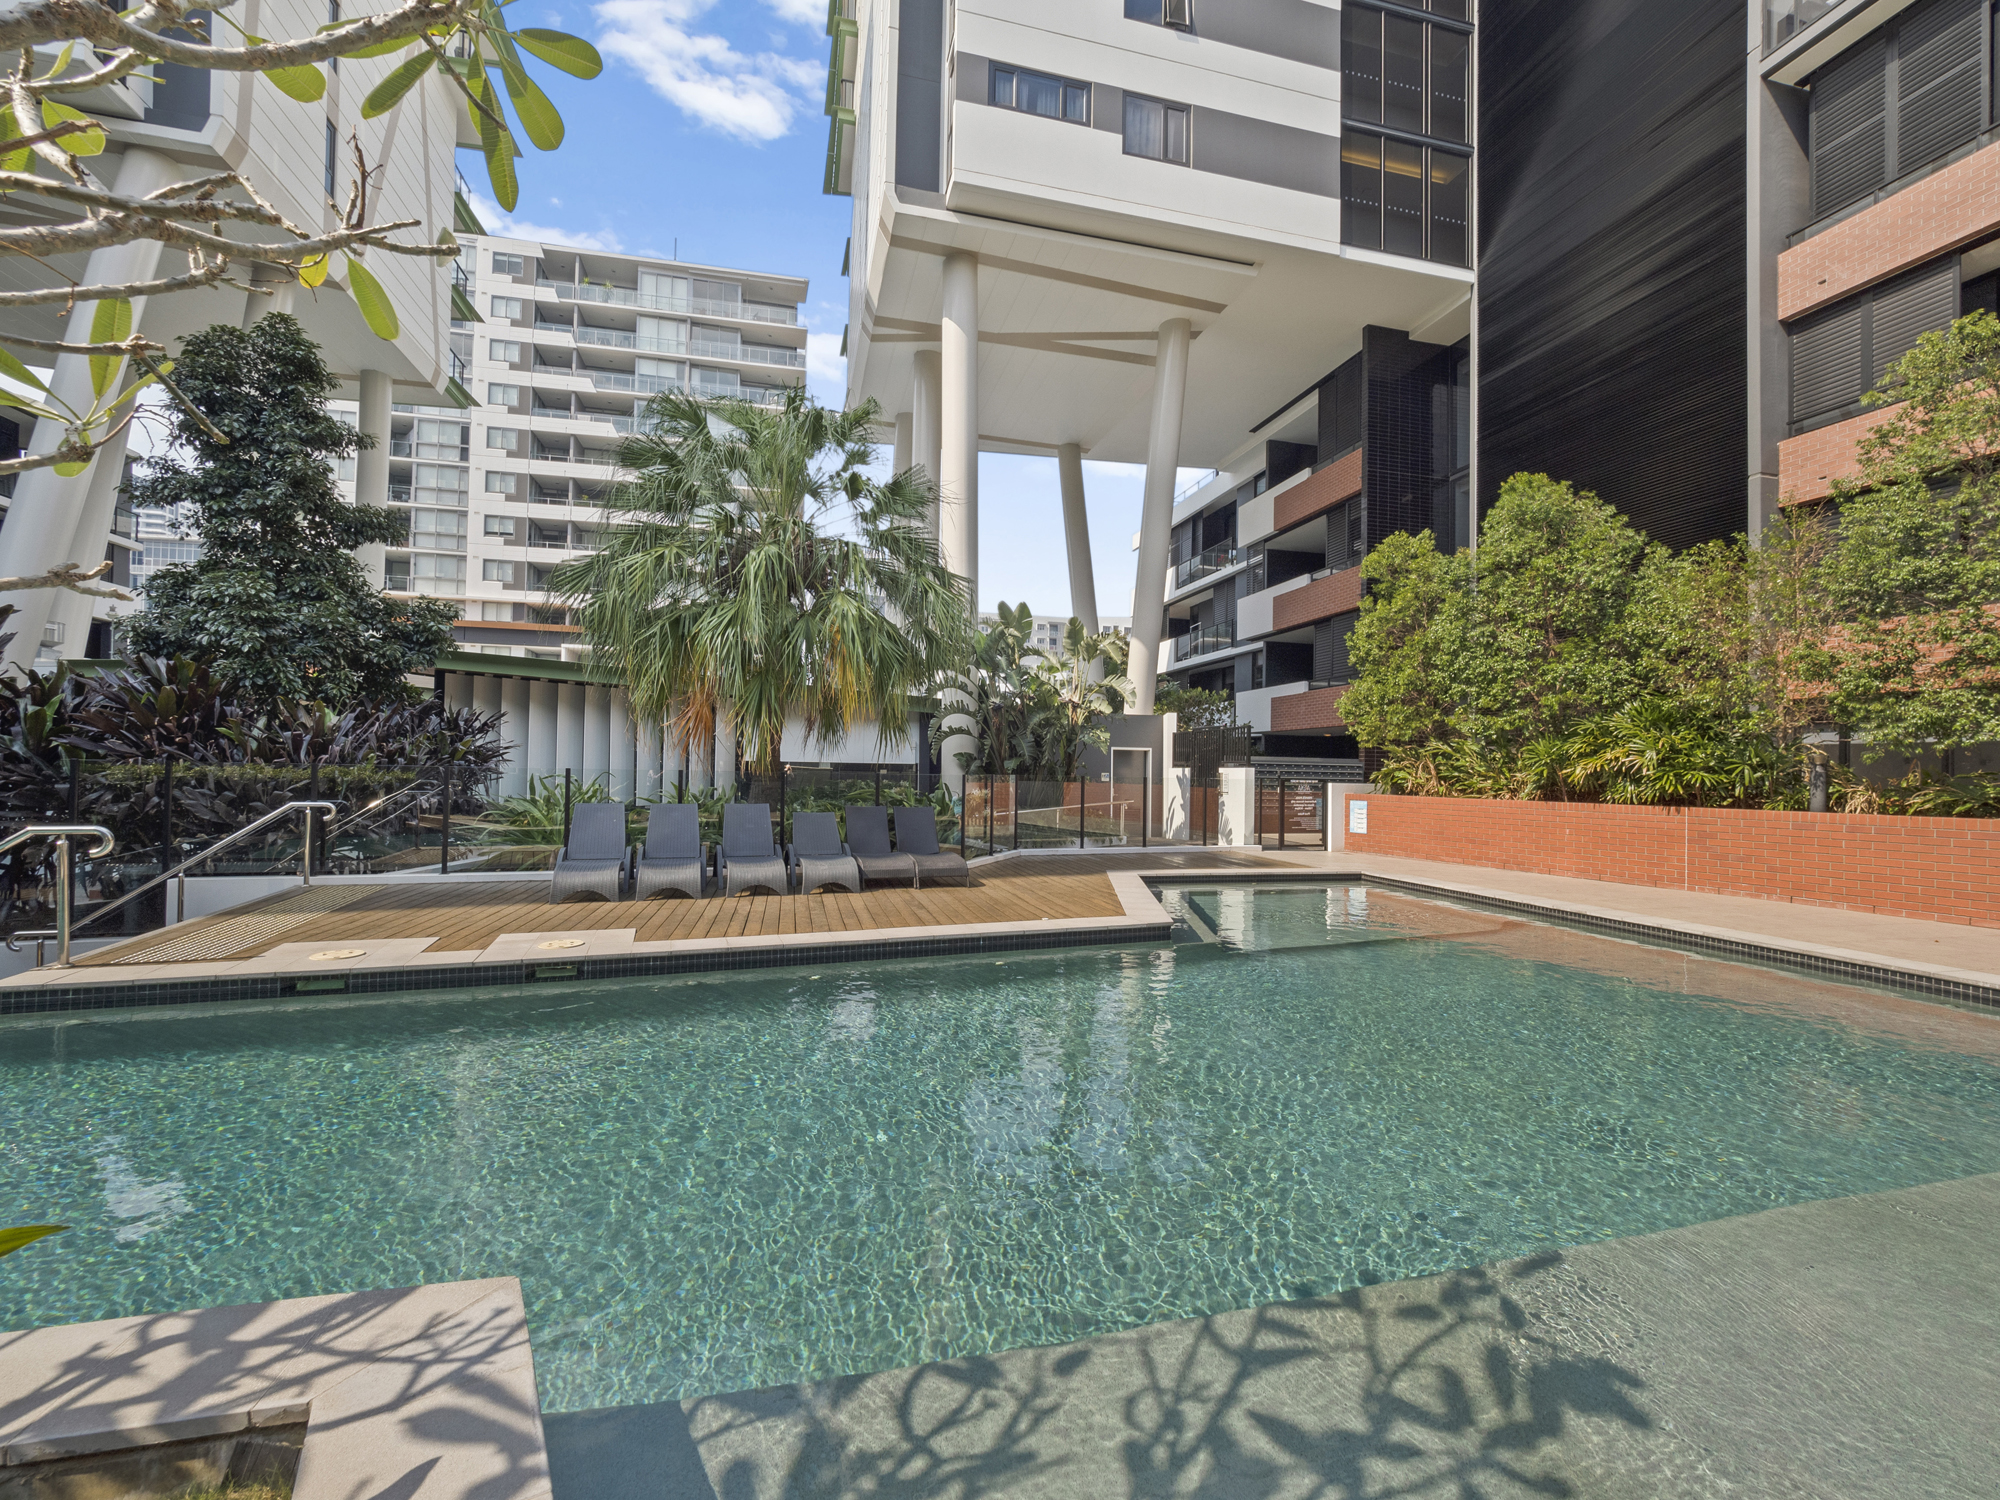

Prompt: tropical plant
[
  {"left": 122, "top": 316, "right": 456, "bottom": 706},
  {"left": 556, "top": 387, "right": 972, "bottom": 776},
  {"left": 0, "top": 1224, "right": 65, "bottom": 1259},
  {"left": 0, "top": 1, "right": 600, "bottom": 489},
  {"left": 930, "top": 603, "right": 1043, "bottom": 775},
  {"left": 1153, "top": 682, "right": 1236, "bottom": 731},
  {"left": 478, "top": 773, "right": 610, "bottom": 845},
  {"left": 1023, "top": 620, "right": 1135, "bottom": 780}
]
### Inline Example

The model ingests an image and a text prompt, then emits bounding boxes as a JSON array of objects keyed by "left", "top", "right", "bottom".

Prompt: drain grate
[{"left": 90, "top": 885, "right": 383, "bottom": 965}]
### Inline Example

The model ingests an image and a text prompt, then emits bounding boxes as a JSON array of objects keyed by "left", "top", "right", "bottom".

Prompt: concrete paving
[{"left": 542, "top": 1172, "right": 2000, "bottom": 1500}]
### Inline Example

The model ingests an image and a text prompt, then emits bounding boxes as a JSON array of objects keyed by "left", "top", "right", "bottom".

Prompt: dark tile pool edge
[
  {"left": 0, "top": 921, "right": 1175, "bottom": 1017},
  {"left": 1151, "top": 869, "right": 2000, "bottom": 1014}
]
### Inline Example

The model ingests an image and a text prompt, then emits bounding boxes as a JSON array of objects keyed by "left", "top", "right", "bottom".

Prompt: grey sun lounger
[
  {"left": 633, "top": 802, "right": 706, "bottom": 900},
  {"left": 717, "top": 802, "right": 788, "bottom": 896},
  {"left": 786, "top": 810, "right": 861, "bottom": 894},
  {"left": 842, "top": 804, "right": 917, "bottom": 887},
  {"left": 550, "top": 802, "right": 630, "bottom": 902},
  {"left": 894, "top": 806, "right": 969, "bottom": 887}
]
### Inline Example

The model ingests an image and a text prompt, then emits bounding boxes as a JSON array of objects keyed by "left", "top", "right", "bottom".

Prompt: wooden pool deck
[{"left": 0, "top": 848, "right": 1317, "bottom": 1015}]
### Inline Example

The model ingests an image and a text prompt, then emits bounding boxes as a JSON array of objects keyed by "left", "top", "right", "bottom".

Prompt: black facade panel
[
  {"left": 896, "top": 0, "right": 943, "bottom": 191},
  {"left": 1362, "top": 325, "right": 1456, "bottom": 552},
  {"left": 1477, "top": 0, "right": 1745, "bottom": 551}
]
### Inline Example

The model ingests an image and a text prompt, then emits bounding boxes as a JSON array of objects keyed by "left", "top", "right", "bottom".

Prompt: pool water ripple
[{"left": 3, "top": 883, "right": 1998, "bottom": 1411}]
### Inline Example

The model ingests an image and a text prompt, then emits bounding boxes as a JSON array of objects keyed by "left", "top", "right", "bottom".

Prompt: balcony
[
  {"left": 591, "top": 371, "right": 682, "bottom": 394},
  {"left": 1171, "top": 622, "right": 1236, "bottom": 662},
  {"left": 689, "top": 339, "right": 807, "bottom": 367},
  {"left": 387, "top": 484, "right": 411, "bottom": 504},
  {"left": 1270, "top": 684, "right": 1351, "bottom": 734},
  {"left": 1764, "top": 0, "right": 1839, "bottom": 53},
  {"left": 575, "top": 326, "right": 687, "bottom": 354},
  {"left": 535, "top": 279, "right": 798, "bottom": 325},
  {"left": 533, "top": 320, "right": 575, "bottom": 337},
  {"left": 1174, "top": 544, "right": 1247, "bottom": 591}
]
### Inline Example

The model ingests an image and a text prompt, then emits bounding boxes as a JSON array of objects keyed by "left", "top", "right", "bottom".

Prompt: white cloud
[
  {"left": 593, "top": 0, "right": 822, "bottom": 141},
  {"left": 467, "top": 191, "right": 626, "bottom": 253},
  {"left": 763, "top": 0, "right": 825, "bottom": 22},
  {"left": 805, "top": 329, "right": 846, "bottom": 400}
]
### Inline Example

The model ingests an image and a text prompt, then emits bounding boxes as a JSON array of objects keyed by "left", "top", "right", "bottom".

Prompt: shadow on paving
[{"left": 545, "top": 1254, "right": 1651, "bottom": 1500}]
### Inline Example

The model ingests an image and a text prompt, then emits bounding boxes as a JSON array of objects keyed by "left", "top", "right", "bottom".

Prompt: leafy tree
[
  {"left": 123, "top": 315, "right": 455, "bottom": 705},
  {"left": 1023, "top": 620, "right": 1134, "bottom": 779},
  {"left": 1799, "top": 310, "right": 2000, "bottom": 753},
  {"left": 935, "top": 603, "right": 1045, "bottom": 775},
  {"left": 1153, "top": 682, "right": 1237, "bottom": 731},
  {"left": 556, "top": 388, "right": 971, "bottom": 774},
  {"left": 1340, "top": 528, "right": 1464, "bottom": 755}
]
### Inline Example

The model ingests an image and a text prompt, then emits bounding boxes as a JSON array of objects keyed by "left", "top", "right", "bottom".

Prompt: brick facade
[
  {"left": 1345, "top": 795, "right": 2000, "bottom": 928},
  {"left": 1778, "top": 139, "right": 2000, "bottom": 322},
  {"left": 1273, "top": 447, "right": 1364, "bottom": 532},
  {"left": 1776, "top": 403, "right": 1903, "bottom": 505},
  {"left": 1270, "top": 684, "right": 1350, "bottom": 732},
  {"left": 1272, "top": 566, "right": 1363, "bottom": 632}
]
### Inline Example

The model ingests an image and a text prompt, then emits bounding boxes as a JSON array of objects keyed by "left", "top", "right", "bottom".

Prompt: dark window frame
[
  {"left": 988, "top": 64, "right": 1091, "bottom": 126},
  {"left": 1123, "top": 91, "right": 1192, "bottom": 165},
  {"left": 1340, "top": 129, "right": 1471, "bottom": 266},
  {"left": 1125, "top": 0, "right": 1194, "bottom": 32}
]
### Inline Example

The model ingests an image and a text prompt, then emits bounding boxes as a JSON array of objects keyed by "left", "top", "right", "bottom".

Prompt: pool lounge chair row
[{"left": 549, "top": 802, "right": 969, "bottom": 902}]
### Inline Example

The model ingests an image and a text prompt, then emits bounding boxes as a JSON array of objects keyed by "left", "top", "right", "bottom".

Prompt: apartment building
[
  {"left": 1752, "top": 0, "right": 2000, "bottom": 524},
  {"left": 827, "top": 0, "right": 1476, "bottom": 765},
  {"left": 334, "top": 232, "right": 809, "bottom": 659},
  {"left": 0, "top": 1, "right": 469, "bottom": 671}
]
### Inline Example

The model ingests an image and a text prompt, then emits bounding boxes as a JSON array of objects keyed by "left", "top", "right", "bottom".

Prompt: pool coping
[
  {"left": 1164, "top": 864, "right": 2000, "bottom": 1014},
  {"left": 0, "top": 874, "right": 1176, "bottom": 1018},
  {"left": 0, "top": 1277, "right": 550, "bottom": 1500}
]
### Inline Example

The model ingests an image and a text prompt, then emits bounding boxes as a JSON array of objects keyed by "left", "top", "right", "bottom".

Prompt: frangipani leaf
[
  {"left": 88, "top": 297, "right": 132, "bottom": 398},
  {"left": 472, "top": 74, "right": 518, "bottom": 211},
  {"left": 52, "top": 457, "right": 91, "bottom": 478},
  {"left": 107, "top": 360, "right": 172, "bottom": 410},
  {"left": 40, "top": 101, "right": 104, "bottom": 156},
  {"left": 0, "top": 389, "right": 67, "bottom": 420},
  {"left": 344, "top": 255, "right": 399, "bottom": 340},
  {"left": 498, "top": 54, "right": 562, "bottom": 151},
  {"left": 298, "top": 253, "right": 330, "bottom": 288},
  {"left": 0, "top": 344, "right": 50, "bottom": 392},
  {"left": 263, "top": 60, "right": 327, "bottom": 103},
  {"left": 0, "top": 111, "right": 29, "bottom": 172},
  {"left": 361, "top": 50, "right": 437, "bottom": 118},
  {"left": 515, "top": 29, "right": 603, "bottom": 78},
  {"left": 44, "top": 42, "right": 75, "bottom": 81},
  {"left": 0, "top": 1225, "right": 66, "bottom": 1259}
]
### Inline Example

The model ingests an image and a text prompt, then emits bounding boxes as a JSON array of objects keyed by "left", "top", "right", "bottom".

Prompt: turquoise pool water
[{"left": 4, "top": 882, "right": 1998, "bottom": 1411}]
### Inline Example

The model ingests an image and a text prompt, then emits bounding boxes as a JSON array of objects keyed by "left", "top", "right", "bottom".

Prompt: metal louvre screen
[
  {"left": 1810, "top": 34, "right": 1888, "bottom": 217},
  {"left": 1870, "top": 259, "right": 1959, "bottom": 384},
  {"left": 1313, "top": 615, "right": 1355, "bottom": 683},
  {"left": 1894, "top": 0, "right": 1985, "bottom": 176},
  {"left": 1790, "top": 297, "right": 1867, "bottom": 424}
]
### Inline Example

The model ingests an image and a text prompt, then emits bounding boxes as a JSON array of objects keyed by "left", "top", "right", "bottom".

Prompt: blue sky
[{"left": 469, "top": 0, "right": 1174, "bottom": 621}]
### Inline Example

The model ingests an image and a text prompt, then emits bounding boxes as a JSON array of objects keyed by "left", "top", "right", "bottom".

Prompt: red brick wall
[
  {"left": 1273, "top": 448, "right": 1364, "bottom": 531},
  {"left": 1346, "top": 795, "right": 2000, "bottom": 928},
  {"left": 1778, "top": 140, "right": 2000, "bottom": 321},
  {"left": 1270, "top": 684, "right": 1350, "bottom": 732},
  {"left": 1777, "top": 403, "right": 1903, "bottom": 505},
  {"left": 1272, "top": 569, "right": 1362, "bottom": 632}
]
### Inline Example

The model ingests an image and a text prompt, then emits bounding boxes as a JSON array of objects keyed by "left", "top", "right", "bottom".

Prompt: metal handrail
[
  {"left": 49, "top": 800, "right": 338, "bottom": 947},
  {"left": 0, "top": 824, "right": 116, "bottom": 968}
]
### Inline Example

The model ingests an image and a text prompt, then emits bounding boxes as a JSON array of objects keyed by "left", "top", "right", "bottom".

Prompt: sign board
[{"left": 1348, "top": 799, "right": 1368, "bottom": 835}]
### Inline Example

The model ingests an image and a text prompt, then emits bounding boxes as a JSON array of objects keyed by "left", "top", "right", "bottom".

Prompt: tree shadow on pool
[{"left": 673, "top": 1250, "right": 1654, "bottom": 1499}]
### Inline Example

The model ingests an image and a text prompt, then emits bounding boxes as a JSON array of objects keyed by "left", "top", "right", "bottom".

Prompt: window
[
  {"left": 484, "top": 515, "right": 519, "bottom": 537},
  {"left": 990, "top": 66, "right": 1090, "bottom": 124},
  {"left": 487, "top": 383, "right": 521, "bottom": 407},
  {"left": 1789, "top": 256, "right": 1959, "bottom": 427},
  {"left": 491, "top": 252, "right": 526, "bottom": 276},
  {"left": 323, "top": 119, "right": 337, "bottom": 200},
  {"left": 1125, "top": 0, "right": 1192, "bottom": 28},
  {"left": 486, "top": 426, "right": 523, "bottom": 452},
  {"left": 1343, "top": 2, "right": 1468, "bottom": 144},
  {"left": 409, "top": 554, "right": 466, "bottom": 594},
  {"left": 483, "top": 559, "right": 519, "bottom": 583},
  {"left": 489, "top": 339, "right": 523, "bottom": 364},
  {"left": 328, "top": 2, "right": 339, "bottom": 72},
  {"left": 410, "top": 509, "right": 468, "bottom": 552},
  {"left": 1342, "top": 132, "right": 1471, "bottom": 266},
  {"left": 490, "top": 295, "right": 524, "bottom": 320},
  {"left": 1807, "top": 0, "right": 1986, "bottom": 220},
  {"left": 1124, "top": 93, "right": 1190, "bottom": 164},
  {"left": 485, "top": 471, "right": 520, "bottom": 495},
  {"left": 413, "top": 464, "right": 469, "bottom": 507},
  {"left": 412, "top": 418, "right": 468, "bottom": 460}
]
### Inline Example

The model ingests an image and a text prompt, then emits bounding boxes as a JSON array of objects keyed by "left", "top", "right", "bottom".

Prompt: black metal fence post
[
  {"left": 309, "top": 757, "right": 322, "bottom": 876},
  {"left": 562, "top": 768, "right": 573, "bottom": 848},
  {"left": 780, "top": 765, "right": 789, "bottom": 848},
  {"left": 440, "top": 753, "right": 453, "bottom": 875},
  {"left": 1076, "top": 775, "right": 1085, "bottom": 849},
  {"left": 160, "top": 758, "right": 173, "bottom": 858},
  {"left": 874, "top": 766, "right": 882, "bottom": 806},
  {"left": 67, "top": 757, "right": 80, "bottom": 822},
  {"left": 1011, "top": 774, "right": 1019, "bottom": 852}
]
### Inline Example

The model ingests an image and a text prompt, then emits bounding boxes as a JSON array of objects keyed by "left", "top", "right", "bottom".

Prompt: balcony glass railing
[
  {"left": 1174, "top": 544, "right": 1246, "bottom": 589},
  {"left": 1765, "top": 0, "right": 1839, "bottom": 51},
  {"left": 535, "top": 279, "right": 799, "bottom": 324},
  {"left": 574, "top": 326, "right": 687, "bottom": 354},
  {"left": 533, "top": 320, "right": 575, "bottom": 336},
  {"left": 531, "top": 404, "right": 576, "bottom": 421},
  {"left": 1172, "top": 623, "right": 1236, "bottom": 662},
  {"left": 591, "top": 371, "right": 682, "bottom": 394}
]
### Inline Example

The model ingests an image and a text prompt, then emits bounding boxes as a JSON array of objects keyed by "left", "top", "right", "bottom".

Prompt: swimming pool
[{"left": 3, "top": 882, "right": 1997, "bottom": 1412}]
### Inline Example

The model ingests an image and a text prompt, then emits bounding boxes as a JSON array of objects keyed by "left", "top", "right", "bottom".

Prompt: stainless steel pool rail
[
  {"left": 0, "top": 824, "right": 116, "bottom": 968},
  {"left": 6, "top": 801, "right": 335, "bottom": 968}
]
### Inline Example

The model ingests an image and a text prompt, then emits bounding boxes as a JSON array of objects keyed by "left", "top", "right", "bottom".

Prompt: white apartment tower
[
  {"left": 339, "top": 232, "right": 809, "bottom": 659},
  {"left": 827, "top": 0, "right": 1476, "bottom": 751}
]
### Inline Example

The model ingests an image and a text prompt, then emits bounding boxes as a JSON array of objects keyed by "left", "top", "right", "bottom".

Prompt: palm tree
[
  {"left": 553, "top": 388, "right": 971, "bottom": 774},
  {"left": 1026, "top": 619, "right": 1136, "bottom": 779}
]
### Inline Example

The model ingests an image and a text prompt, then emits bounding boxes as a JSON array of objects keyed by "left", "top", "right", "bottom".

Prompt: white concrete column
[
  {"left": 912, "top": 350, "right": 943, "bottom": 533},
  {"left": 1057, "top": 442, "right": 1098, "bottom": 635},
  {"left": 500, "top": 675, "right": 533, "bottom": 796},
  {"left": 557, "top": 682, "right": 586, "bottom": 785},
  {"left": 892, "top": 410, "right": 913, "bottom": 476},
  {"left": 445, "top": 673, "right": 474, "bottom": 712},
  {"left": 352, "top": 369, "right": 392, "bottom": 590},
  {"left": 938, "top": 252, "right": 978, "bottom": 603},
  {"left": 1127, "top": 317, "right": 1192, "bottom": 717},
  {"left": 42, "top": 420, "right": 139, "bottom": 661},
  {"left": 241, "top": 267, "right": 298, "bottom": 327},
  {"left": 0, "top": 147, "right": 177, "bottom": 670}
]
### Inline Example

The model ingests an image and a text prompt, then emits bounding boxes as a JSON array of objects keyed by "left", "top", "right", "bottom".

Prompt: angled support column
[
  {"left": 1057, "top": 443, "right": 1099, "bottom": 635},
  {"left": 1127, "top": 317, "right": 1192, "bottom": 717},
  {"left": 0, "top": 147, "right": 176, "bottom": 670},
  {"left": 939, "top": 252, "right": 979, "bottom": 606},
  {"left": 892, "top": 411, "right": 913, "bottom": 476},
  {"left": 352, "top": 370, "right": 392, "bottom": 589},
  {"left": 912, "top": 350, "right": 943, "bottom": 537}
]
